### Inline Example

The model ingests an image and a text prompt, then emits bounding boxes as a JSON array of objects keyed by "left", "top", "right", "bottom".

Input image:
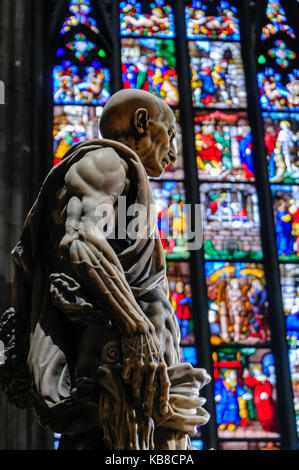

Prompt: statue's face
[{"left": 139, "top": 109, "right": 177, "bottom": 178}]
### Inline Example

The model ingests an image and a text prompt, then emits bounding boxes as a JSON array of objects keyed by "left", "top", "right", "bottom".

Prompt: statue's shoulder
[{"left": 65, "top": 145, "right": 127, "bottom": 197}]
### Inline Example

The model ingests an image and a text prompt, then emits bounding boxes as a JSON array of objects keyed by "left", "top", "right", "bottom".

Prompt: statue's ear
[{"left": 133, "top": 108, "right": 149, "bottom": 135}]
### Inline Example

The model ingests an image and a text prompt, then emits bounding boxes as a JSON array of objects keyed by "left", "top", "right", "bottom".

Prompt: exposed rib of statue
[{"left": 0, "top": 90, "right": 210, "bottom": 450}]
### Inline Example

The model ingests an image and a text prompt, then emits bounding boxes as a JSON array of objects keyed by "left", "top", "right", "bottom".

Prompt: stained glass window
[
  {"left": 213, "top": 348, "right": 279, "bottom": 438},
  {"left": 150, "top": 181, "right": 189, "bottom": 260},
  {"left": 263, "top": 112, "right": 299, "bottom": 184},
  {"left": 185, "top": 0, "right": 284, "bottom": 448},
  {"left": 52, "top": 0, "right": 111, "bottom": 167},
  {"left": 167, "top": 261, "right": 195, "bottom": 344},
  {"left": 189, "top": 41, "right": 247, "bottom": 108},
  {"left": 271, "top": 184, "right": 299, "bottom": 261},
  {"left": 279, "top": 264, "right": 299, "bottom": 348},
  {"left": 201, "top": 183, "right": 262, "bottom": 260},
  {"left": 120, "top": 0, "right": 175, "bottom": 38},
  {"left": 185, "top": 1, "right": 240, "bottom": 41},
  {"left": 257, "top": 0, "right": 299, "bottom": 445},
  {"left": 121, "top": 38, "right": 179, "bottom": 105},
  {"left": 261, "top": 0, "right": 295, "bottom": 41},
  {"left": 53, "top": 105, "right": 103, "bottom": 165},
  {"left": 195, "top": 111, "right": 254, "bottom": 182},
  {"left": 48, "top": 0, "right": 299, "bottom": 451},
  {"left": 206, "top": 262, "right": 270, "bottom": 346}
]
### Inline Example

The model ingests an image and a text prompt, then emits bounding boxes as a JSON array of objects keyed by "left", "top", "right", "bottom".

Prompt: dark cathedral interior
[{"left": 0, "top": 0, "right": 298, "bottom": 452}]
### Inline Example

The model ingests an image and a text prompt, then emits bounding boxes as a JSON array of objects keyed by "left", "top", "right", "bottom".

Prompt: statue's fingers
[
  {"left": 128, "top": 408, "right": 139, "bottom": 450},
  {"left": 143, "top": 363, "right": 157, "bottom": 417},
  {"left": 122, "top": 358, "right": 133, "bottom": 382},
  {"left": 132, "top": 360, "right": 144, "bottom": 400},
  {"left": 143, "top": 417, "right": 155, "bottom": 450},
  {"left": 158, "top": 362, "right": 170, "bottom": 416},
  {"left": 192, "top": 368, "right": 211, "bottom": 388}
]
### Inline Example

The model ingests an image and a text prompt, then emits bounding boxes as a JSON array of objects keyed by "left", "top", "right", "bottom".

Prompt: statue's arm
[
  {"left": 56, "top": 147, "right": 170, "bottom": 418},
  {"left": 58, "top": 147, "right": 154, "bottom": 336}
]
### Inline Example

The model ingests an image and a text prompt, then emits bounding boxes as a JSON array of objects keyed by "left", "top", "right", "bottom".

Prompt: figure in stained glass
[
  {"left": 53, "top": 61, "right": 110, "bottom": 105},
  {"left": 271, "top": 185, "right": 299, "bottom": 260},
  {"left": 185, "top": 0, "right": 240, "bottom": 41},
  {"left": 194, "top": 111, "right": 254, "bottom": 181},
  {"left": 121, "top": 38, "right": 178, "bottom": 105},
  {"left": 189, "top": 41, "right": 247, "bottom": 108},
  {"left": 120, "top": 0, "right": 174, "bottom": 38},
  {"left": 264, "top": 113, "right": 299, "bottom": 183},
  {"left": 206, "top": 262, "right": 269, "bottom": 345}
]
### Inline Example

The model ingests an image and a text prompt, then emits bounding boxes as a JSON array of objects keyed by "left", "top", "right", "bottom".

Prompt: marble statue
[{"left": 0, "top": 89, "right": 210, "bottom": 450}]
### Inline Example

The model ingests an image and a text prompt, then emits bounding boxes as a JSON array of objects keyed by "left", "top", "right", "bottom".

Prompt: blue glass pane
[
  {"left": 271, "top": 185, "right": 299, "bottom": 261},
  {"left": 53, "top": 61, "right": 110, "bottom": 105},
  {"left": 180, "top": 346, "right": 198, "bottom": 366},
  {"left": 257, "top": 68, "right": 299, "bottom": 112}
]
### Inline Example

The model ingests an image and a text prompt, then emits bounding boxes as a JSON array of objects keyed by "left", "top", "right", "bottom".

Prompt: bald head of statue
[{"left": 99, "top": 89, "right": 177, "bottom": 178}]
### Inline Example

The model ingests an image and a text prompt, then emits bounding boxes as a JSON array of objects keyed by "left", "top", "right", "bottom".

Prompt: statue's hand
[
  {"left": 158, "top": 363, "right": 211, "bottom": 434},
  {"left": 121, "top": 332, "right": 170, "bottom": 418},
  {"left": 50, "top": 273, "right": 106, "bottom": 325}
]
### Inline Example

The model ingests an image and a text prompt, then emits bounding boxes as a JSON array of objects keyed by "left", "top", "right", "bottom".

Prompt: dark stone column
[{"left": 0, "top": 0, "right": 53, "bottom": 450}]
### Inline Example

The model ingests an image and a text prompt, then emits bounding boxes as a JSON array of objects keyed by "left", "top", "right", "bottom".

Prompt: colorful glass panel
[
  {"left": 261, "top": 0, "right": 295, "bottom": 41},
  {"left": 66, "top": 33, "right": 97, "bottom": 62},
  {"left": 257, "top": 68, "right": 299, "bottom": 111},
  {"left": 279, "top": 264, "right": 299, "bottom": 348},
  {"left": 288, "top": 347, "right": 299, "bottom": 439},
  {"left": 190, "top": 439, "right": 203, "bottom": 450},
  {"left": 53, "top": 105, "right": 103, "bottom": 165},
  {"left": 213, "top": 348, "right": 280, "bottom": 438},
  {"left": 271, "top": 185, "right": 299, "bottom": 261},
  {"left": 189, "top": 41, "right": 247, "bottom": 108},
  {"left": 194, "top": 110, "right": 254, "bottom": 182},
  {"left": 120, "top": 0, "right": 175, "bottom": 38},
  {"left": 150, "top": 181, "right": 189, "bottom": 260},
  {"left": 200, "top": 183, "right": 262, "bottom": 260},
  {"left": 185, "top": 1, "right": 240, "bottom": 41},
  {"left": 60, "top": 0, "right": 100, "bottom": 35},
  {"left": 53, "top": 61, "right": 110, "bottom": 105},
  {"left": 206, "top": 262, "right": 270, "bottom": 346},
  {"left": 267, "top": 40, "right": 296, "bottom": 70},
  {"left": 219, "top": 441, "right": 280, "bottom": 450},
  {"left": 263, "top": 112, "right": 299, "bottom": 184},
  {"left": 180, "top": 346, "right": 198, "bottom": 366},
  {"left": 121, "top": 38, "right": 179, "bottom": 106},
  {"left": 167, "top": 262, "right": 194, "bottom": 345}
]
